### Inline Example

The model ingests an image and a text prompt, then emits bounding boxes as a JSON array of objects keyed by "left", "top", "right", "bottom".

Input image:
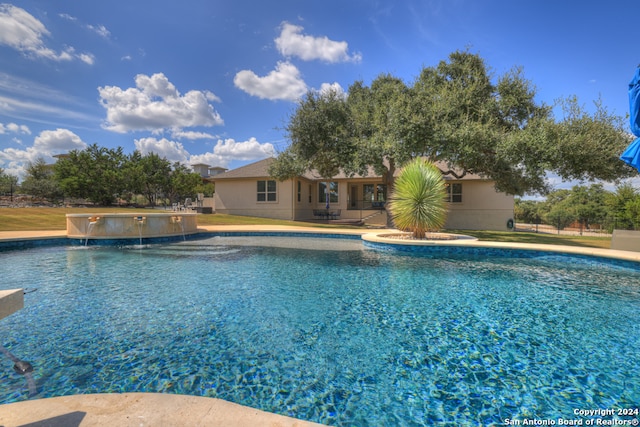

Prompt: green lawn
[
  {"left": 451, "top": 229, "right": 611, "bottom": 249},
  {"left": 0, "top": 208, "right": 356, "bottom": 231},
  {"left": 0, "top": 207, "right": 611, "bottom": 249},
  {"left": 0, "top": 207, "right": 153, "bottom": 231}
]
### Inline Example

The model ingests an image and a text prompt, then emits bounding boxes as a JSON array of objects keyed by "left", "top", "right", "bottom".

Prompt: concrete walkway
[{"left": 0, "top": 229, "right": 67, "bottom": 240}]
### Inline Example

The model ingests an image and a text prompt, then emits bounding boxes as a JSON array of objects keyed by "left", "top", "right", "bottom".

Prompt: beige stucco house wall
[
  {"left": 443, "top": 180, "right": 514, "bottom": 230},
  {"left": 212, "top": 159, "right": 294, "bottom": 220},
  {"left": 214, "top": 178, "right": 295, "bottom": 220},
  {"left": 212, "top": 158, "right": 515, "bottom": 231}
]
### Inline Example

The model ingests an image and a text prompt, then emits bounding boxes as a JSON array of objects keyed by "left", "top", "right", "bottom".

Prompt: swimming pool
[{"left": 1, "top": 235, "right": 639, "bottom": 426}]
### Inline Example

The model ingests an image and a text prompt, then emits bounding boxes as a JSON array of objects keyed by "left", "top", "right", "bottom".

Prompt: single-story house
[{"left": 211, "top": 157, "right": 514, "bottom": 230}]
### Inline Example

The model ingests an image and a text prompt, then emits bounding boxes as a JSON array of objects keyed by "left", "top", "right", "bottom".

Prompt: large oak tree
[{"left": 270, "top": 50, "right": 633, "bottom": 197}]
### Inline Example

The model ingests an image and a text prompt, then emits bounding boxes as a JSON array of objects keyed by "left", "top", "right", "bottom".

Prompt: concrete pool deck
[
  {"left": 0, "top": 393, "right": 325, "bottom": 426},
  {"left": 1, "top": 225, "right": 639, "bottom": 426}
]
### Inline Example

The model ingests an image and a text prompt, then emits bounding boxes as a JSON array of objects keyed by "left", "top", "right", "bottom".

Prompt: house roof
[
  {"left": 210, "top": 158, "right": 276, "bottom": 180},
  {"left": 211, "top": 157, "right": 487, "bottom": 181}
]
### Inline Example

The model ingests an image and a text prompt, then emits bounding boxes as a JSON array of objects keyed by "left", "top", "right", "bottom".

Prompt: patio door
[{"left": 349, "top": 185, "right": 358, "bottom": 209}]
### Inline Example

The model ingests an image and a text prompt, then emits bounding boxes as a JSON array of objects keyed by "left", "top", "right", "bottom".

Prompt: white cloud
[
  {"left": 204, "top": 91, "right": 221, "bottom": 103},
  {"left": 275, "top": 22, "right": 362, "bottom": 63},
  {"left": 87, "top": 24, "right": 110, "bottom": 39},
  {"left": 60, "top": 12, "right": 111, "bottom": 40},
  {"left": 0, "top": 122, "right": 31, "bottom": 134},
  {"left": 78, "top": 53, "right": 95, "bottom": 65},
  {"left": 188, "top": 152, "right": 226, "bottom": 167},
  {"left": 235, "top": 23, "right": 359, "bottom": 101},
  {"left": 99, "top": 73, "right": 224, "bottom": 133},
  {"left": 211, "top": 137, "right": 275, "bottom": 160},
  {"left": 317, "top": 82, "right": 346, "bottom": 98},
  {"left": 0, "top": 5, "right": 93, "bottom": 63},
  {"left": 0, "top": 128, "right": 86, "bottom": 178},
  {"left": 234, "top": 61, "right": 307, "bottom": 101},
  {"left": 58, "top": 13, "right": 76, "bottom": 22},
  {"left": 171, "top": 130, "right": 216, "bottom": 140},
  {"left": 134, "top": 136, "right": 275, "bottom": 168},
  {"left": 33, "top": 128, "right": 86, "bottom": 152},
  {"left": 0, "top": 148, "right": 38, "bottom": 178},
  {"left": 134, "top": 137, "right": 190, "bottom": 164}
]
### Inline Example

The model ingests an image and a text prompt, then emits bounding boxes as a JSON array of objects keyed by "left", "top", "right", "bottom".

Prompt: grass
[
  {"left": 0, "top": 207, "right": 153, "bottom": 231},
  {"left": 452, "top": 229, "right": 612, "bottom": 249},
  {"left": 0, "top": 207, "right": 357, "bottom": 232},
  {"left": 0, "top": 207, "right": 612, "bottom": 249}
]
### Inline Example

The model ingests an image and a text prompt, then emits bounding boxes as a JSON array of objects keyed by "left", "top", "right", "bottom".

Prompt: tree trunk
[{"left": 385, "top": 158, "right": 396, "bottom": 228}]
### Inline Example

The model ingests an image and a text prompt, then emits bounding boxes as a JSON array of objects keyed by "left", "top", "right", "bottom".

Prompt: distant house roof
[
  {"left": 211, "top": 157, "right": 487, "bottom": 181},
  {"left": 193, "top": 163, "right": 229, "bottom": 181}
]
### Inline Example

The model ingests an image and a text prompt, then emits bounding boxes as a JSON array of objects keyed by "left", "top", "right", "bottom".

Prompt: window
[
  {"left": 363, "top": 184, "right": 374, "bottom": 202},
  {"left": 257, "top": 180, "right": 277, "bottom": 202},
  {"left": 297, "top": 181, "right": 301, "bottom": 202},
  {"left": 446, "top": 183, "right": 462, "bottom": 203},
  {"left": 308, "top": 184, "right": 312, "bottom": 203},
  {"left": 376, "top": 184, "right": 387, "bottom": 201},
  {"left": 361, "top": 183, "right": 387, "bottom": 209},
  {"left": 319, "top": 182, "right": 338, "bottom": 204}
]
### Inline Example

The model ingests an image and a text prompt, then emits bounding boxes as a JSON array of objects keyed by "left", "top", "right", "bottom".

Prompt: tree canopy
[
  {"left": 0, "top": 168, "right": 18, "bottom": 197},
  {"left": 125, "top": 151, "right": 172, "bottom": 206},
  {"left": 21, "top": 158, "right": 63, "bottom": 202},
  {"left": 55, "top": 144, "right": 128, "bottom": 205},
  {"left": 54, "top": 144, "right": 204, "bottom": 206},
  {"left": 270, "top": 50, "right": 634, "bottom": 196},
  {"left": 514, "top": 183, "right": 640, "bottom": 232}
]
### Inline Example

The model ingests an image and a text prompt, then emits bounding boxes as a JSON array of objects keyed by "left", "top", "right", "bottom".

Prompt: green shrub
[{"left": 388, "top": 158, "right": 448, "bottom": 238}]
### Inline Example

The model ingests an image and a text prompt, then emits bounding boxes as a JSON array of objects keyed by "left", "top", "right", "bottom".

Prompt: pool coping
[
  {"left": 0, "top": 392, "right": 326, "bottom": 427},
  {"left": 1, "top": 225, "right": 639, "bottom": 426},
  {"left": 1, "top": 225, "right": 635, "bottom": 263},
  {"left": 361, "top": 230, "right": 640, "bottom": 263}
]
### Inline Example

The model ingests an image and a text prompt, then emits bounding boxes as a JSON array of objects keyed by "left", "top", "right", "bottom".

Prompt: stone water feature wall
[{"left": 66, "top": 213, "right": 198, "bottom": 240}]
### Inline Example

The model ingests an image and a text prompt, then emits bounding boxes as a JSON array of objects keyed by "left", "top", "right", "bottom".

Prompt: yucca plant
[{"left": 388, "top": 158, "right": 448, "bottom": 239}]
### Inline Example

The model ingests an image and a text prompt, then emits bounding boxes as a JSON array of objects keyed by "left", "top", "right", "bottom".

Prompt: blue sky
[{"left": 0, "top": 0, "right": 637, "bottom": 191}]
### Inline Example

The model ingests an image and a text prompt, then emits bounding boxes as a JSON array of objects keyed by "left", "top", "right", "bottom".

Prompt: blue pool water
[{"left": 1, "top": 235, "right": 640, "bottom": 426}]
